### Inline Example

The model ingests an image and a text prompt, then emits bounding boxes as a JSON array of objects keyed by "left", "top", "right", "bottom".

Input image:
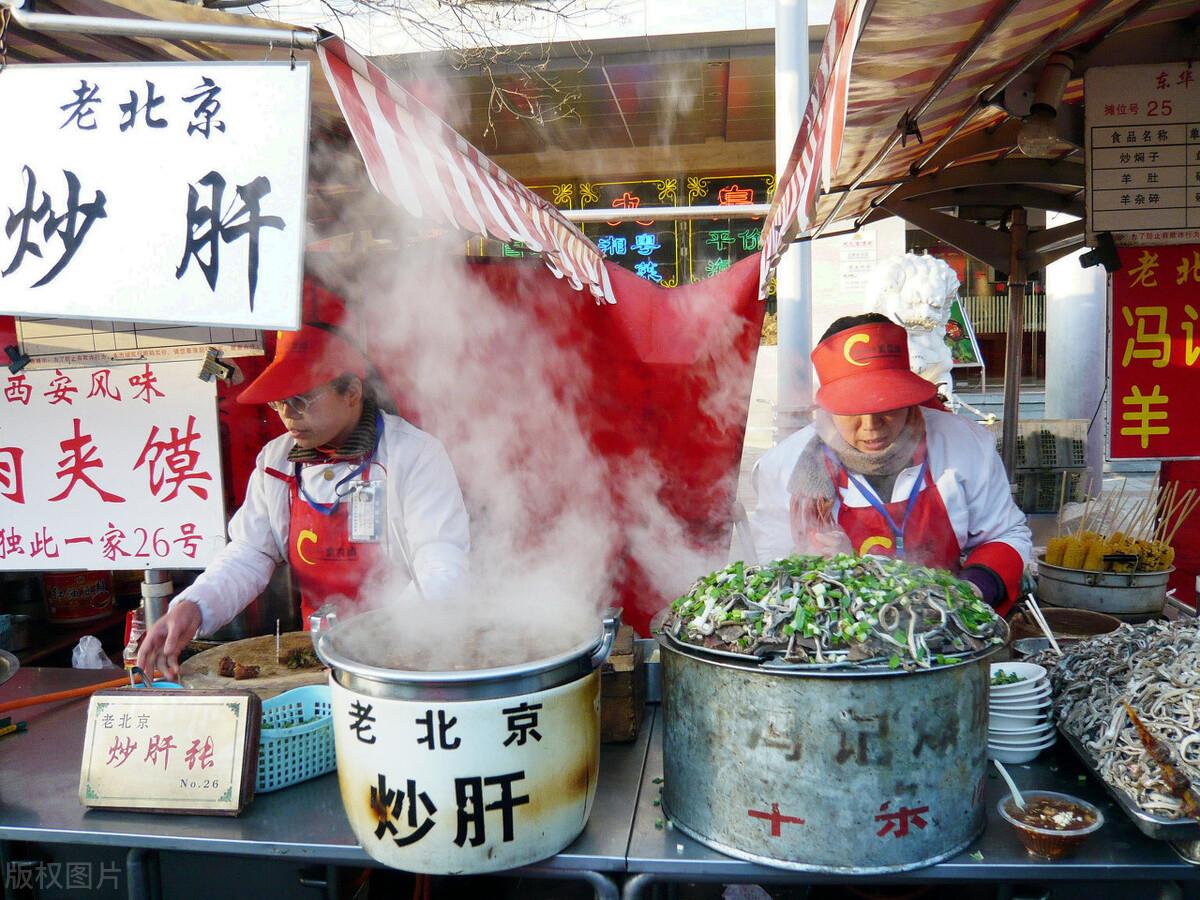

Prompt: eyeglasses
[{"left": 267, "top": 385, "right": 330, "bottom": 416}]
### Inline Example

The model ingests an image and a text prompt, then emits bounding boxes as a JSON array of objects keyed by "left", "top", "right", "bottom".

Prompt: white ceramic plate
[
  {"left": 987, "top": 736, "right": 1056, "bottom": 764},
  {"left": 987, "top": 677, "right": 1050, "bottom": 700},
  {"left": 990, "top": 662, "right": 1048, "bottom": 691},
  {"left": 988, "top": 730, "right": 1058, "bottom": 748},
  {"left": 989, "top": 688, "right": 1052, "bottom": 708},
  {"left": 989, "top": 710, "right": 1050, "bottom": 731},
  {"left": 988, "top": 724, "right": 1055, "bottom": 742}
]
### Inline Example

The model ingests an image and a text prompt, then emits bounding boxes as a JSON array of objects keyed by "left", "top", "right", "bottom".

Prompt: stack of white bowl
[{"left": 987, "top": 661, "right": 1054, "bottom": 764}]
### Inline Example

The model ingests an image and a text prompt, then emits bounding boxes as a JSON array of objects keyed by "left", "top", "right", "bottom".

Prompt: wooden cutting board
[{"left": 179, "top": 632, "right": 327, "bottom": 700}]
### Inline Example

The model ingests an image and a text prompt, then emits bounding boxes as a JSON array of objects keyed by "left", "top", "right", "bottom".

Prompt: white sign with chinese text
[
  {"left": 0, "top": 63, "right": 309, "bottom": 329},
  {"left": 0, "top": 361, "right": 226, "bottom": 570},
  {"left": 1085, "top": 62, "right": 1200, "bottom": 245},
  {"left": 80, "top": 689, "right": 259, "bottom": 815}
]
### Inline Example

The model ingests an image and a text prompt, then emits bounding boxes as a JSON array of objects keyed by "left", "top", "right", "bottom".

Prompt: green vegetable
[
  {"left": 991, "top": 669, "right": 1026, "bottom": 686},
  {"left": 969, "top": 851, "right": 984, "bottom": 862}
]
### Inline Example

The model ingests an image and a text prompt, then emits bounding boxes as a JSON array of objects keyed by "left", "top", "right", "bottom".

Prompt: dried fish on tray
[
  {"left": 663, "top": 553, "right": 1007, "bottom": 670},
  {"left": 1035, "top": 620, "right": 1200, "bottom": 840}
]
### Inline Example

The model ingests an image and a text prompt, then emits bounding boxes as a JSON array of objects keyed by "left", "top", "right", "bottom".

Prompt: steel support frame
[{"left": 0, "top": 0, "right": 318, "bottom": 48}]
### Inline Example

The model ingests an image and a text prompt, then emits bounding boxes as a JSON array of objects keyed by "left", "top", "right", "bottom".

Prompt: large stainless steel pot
[
  {"left": 1036, "top": 557, "right": 1171, "bottom": 616},
  {"left": 658, "top": 631, "right": 1001, "bottom": 874},
  {"left": 316, "top": 609, "right": 618, "bottom": 874}
]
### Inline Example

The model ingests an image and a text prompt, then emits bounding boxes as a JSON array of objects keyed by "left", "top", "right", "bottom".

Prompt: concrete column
[
  {"left": 1044, "top": 211, "right": 1106, "bottom": 490},
  {"left": 774, "top": 0, "right": 813, "bottom": 438}
]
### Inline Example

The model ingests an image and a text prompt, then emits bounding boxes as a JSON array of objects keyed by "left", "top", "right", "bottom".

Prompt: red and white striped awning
[
  {"left": 316, "top": 36, "right": 615, "bottom": 305},
  {"left": 761, "top": 0, "right": 1200, "bottom": 296}
]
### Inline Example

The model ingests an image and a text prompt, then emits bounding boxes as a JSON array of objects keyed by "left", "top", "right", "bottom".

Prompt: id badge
[{"left": 349, "top": 480, "right": 385, "bottom": 543}]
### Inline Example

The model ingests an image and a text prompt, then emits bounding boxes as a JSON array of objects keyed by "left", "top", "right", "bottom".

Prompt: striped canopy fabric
[
  {"left": 761, "top": 0, "right": 1200, "bottom": 297},
  {"left": 316, "top": 35, "right": 615, "bottom": 305},
  {"left": 758, "top": 0, "right": 867, "bottom": 299}
]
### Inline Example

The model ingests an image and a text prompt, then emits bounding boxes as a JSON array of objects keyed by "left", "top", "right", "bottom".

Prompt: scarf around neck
[
  {"left": 287, "top": 395, "right": 379, "bottom": 463},
  {"left": 788, "top": 407, "right": 925, "bottom": 501}
]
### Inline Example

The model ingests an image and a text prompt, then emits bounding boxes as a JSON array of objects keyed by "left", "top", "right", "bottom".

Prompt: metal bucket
[
  {"left": 658, "top": 633, "right": 998, "bottom": 874},
  {"left": 316, "top": 609, "right": 618, "bottom": 875},
  {"left": 1036, "top": 558, "right": 1172, "bottom": 616}
]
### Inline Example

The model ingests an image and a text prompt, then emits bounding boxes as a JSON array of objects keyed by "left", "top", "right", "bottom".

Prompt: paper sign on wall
[
  {"left": 0, "top": 360, "right": 226, "bottom": 570},
  {"left": 0, "top": 62, "right": 309, "bottom": 330}
]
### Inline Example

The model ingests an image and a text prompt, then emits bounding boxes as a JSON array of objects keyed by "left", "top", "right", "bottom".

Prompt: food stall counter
[
  {"left": 623, "top": 705, "right": 1200, "bottom": 897},
  {"left": 0, "top": 668, "right": 648, "bottom": 899}
]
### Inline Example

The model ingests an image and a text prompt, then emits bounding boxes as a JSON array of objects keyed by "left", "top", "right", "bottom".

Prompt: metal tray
[{"left": 1059, "top": 725, "right": 1200, "bottom": 841}]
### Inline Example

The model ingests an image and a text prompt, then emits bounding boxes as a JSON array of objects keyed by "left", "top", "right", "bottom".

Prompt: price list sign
[{"left": 1086, "top": 63, "right": 1200, "bottom": 245}]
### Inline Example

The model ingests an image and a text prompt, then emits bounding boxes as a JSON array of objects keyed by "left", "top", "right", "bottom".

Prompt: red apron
[
  {"left": 822, "top": 442, "right": 961, "bottom": 572},
  {"left": 271, "top": 460, "right": 386, "bottom": 627}
]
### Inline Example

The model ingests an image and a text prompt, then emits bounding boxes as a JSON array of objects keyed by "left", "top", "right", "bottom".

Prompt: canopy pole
[
  {"left": 1000, "top": 208, "right": 1029, "bottom": 478},
  {"left": 562, "top": 204, "right": 771, "bottom": 224},
  {"left": 774, "top": 0, "right": 814, "bottom": 438},
  {"left": 0, "top": 0, "right": 318, "bottom": 48}
]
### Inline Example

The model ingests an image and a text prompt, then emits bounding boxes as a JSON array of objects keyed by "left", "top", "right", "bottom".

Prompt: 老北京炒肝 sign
[{"left": 0, "top": 62, "right": 309, "bottom": 330}]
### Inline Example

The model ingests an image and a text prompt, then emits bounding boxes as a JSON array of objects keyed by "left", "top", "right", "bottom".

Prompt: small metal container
[
  {"left": 659, "top": 631, "right": 1001, "bottom": 874},
  {"left": 7, "top": 614, "right": 32, "bottom": 653},
  {"left": 1036, "top": 558, "right": 1172, "bottom": 616}
]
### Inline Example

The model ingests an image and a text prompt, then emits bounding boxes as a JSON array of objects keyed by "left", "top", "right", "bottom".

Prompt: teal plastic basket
[{"left": 256, "top": 684, "right": 335, "bottom": 793}]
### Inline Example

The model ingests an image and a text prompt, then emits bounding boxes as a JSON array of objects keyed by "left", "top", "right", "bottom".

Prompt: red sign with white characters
[{"left": 1110, "top": 244, "right": 1200, "bottom": 459}]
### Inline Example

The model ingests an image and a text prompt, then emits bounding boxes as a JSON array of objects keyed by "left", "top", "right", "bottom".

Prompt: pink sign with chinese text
[
  {"left": 1109, "top": 244, "right": 1200, "bottom": 460},
  {"left": 0, "top": 360, "right": 225, "bottom": 569}
]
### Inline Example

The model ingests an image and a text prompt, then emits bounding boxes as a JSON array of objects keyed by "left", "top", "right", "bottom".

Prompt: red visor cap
[
  {"left": 811, "top": 321, "right": 937, "bottom": 415},
  {"left": 237, "top": 281, "right": 368, "bottom": 405}
]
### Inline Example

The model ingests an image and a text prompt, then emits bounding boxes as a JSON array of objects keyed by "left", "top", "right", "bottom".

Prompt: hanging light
[{"left": 1017, "top": 53, "right": 1073, "bottom": 159}]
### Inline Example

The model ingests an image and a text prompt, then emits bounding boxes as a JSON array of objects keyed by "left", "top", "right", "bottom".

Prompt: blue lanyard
[
  {"left": 826, "top": 446, "right": 927, "bottom": 558},
  {"left": 294, "top": 413, "right": 383, "bottom": 517}
]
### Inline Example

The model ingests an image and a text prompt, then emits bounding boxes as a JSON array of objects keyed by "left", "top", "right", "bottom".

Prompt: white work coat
[
  {"left": 751, "top": 407, "right": 1031, "bottom": 567},
  {"left": 172, "top": 413, "right": 470, "bottom": 635}
]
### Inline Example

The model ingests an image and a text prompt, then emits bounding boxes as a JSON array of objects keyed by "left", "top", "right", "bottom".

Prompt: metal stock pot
[
  {"left": 658, "top": 630, "right": 1001, "bottom": 874},
  {"left": 316, "top": 609, "right": 618, "bottom": 874}
]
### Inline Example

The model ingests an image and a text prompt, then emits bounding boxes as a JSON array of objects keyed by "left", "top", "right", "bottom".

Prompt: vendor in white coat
[
  {"left": 139, "top": 281, "right": 470, "bottom": 678},
  {"left": 752, "top": 313, "right": 1030, "bottom": 614}
]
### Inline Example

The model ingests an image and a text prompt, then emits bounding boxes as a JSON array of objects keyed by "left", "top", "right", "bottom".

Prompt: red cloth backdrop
[
  {"left": 373, "top": 253, "right": 765, "bottom": 635},
  {"left": 1160, "top": 460, "right": 1200, "bottom": 608}
]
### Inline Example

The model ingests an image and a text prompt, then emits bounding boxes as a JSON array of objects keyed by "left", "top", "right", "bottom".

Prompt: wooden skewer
[
  {"left": 1056, "top": 470, "right": 1068, "bottom": 538},
  {"left": 1165, "top": 492, "right": 1200, "bottom": 546},
  {"left": 1154, "top": 483, "right": 1186, "bottom": 543},
  {"left": 1153, "top": 482, "right": 1179, "bottom": 542},
  {"left": 1107, "top": 478, "right": 1128, "bottom": 536}
]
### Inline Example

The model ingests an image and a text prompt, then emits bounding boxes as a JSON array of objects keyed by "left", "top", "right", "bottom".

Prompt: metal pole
[
  {"left": 774, "top": 0, "right": 814, "bottom": 438},
  {"left": 1000, "top": 208, "right": 1029, "bottom": 478},
  {"left": 0, "top": 0, "right": 318, "bottom": 48},
  {"left": 562, "top": 204, "right": 771, "bottom": 224}
]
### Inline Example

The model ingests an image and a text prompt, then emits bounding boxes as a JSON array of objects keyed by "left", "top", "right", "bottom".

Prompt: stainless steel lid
[
  {"left": 657, "top": 619, "right": 1007, "bottom": 679},
  {"left": 317, "top": 608, "right": 620, "bottom": 701}
]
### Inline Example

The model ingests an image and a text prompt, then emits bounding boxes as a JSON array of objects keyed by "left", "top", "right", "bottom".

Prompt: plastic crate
[
  {"left": 257, "top": 684, "right": 335, "bottom": 793},
  {"left": 1015, "top": 469, "right": 1086, "bottom": 514},
  {"left": 993, "top": 419, "right": 1088, "bottom": 470}
]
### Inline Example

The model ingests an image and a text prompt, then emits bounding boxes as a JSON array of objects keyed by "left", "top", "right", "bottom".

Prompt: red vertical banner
[{"left": 1110, "top": 244, "right": 1200, "bottom": 460}]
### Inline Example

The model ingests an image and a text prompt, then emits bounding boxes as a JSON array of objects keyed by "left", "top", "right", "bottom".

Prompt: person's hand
[{"left": 136, "top": 600, "right": 202, "bottom": 681}]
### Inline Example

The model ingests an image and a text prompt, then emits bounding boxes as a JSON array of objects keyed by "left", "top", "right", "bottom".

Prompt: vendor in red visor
[
  {"left": 751, "top": 313, "right": 1030, "bottom": 614},
  {"left": 138, "top": 279, "right": 470, "bottom": 678}
]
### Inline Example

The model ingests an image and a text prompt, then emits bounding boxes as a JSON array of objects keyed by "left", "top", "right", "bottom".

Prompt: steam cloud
[{"left": 306, "top": 143, "right": 748, "bottom": 669}]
